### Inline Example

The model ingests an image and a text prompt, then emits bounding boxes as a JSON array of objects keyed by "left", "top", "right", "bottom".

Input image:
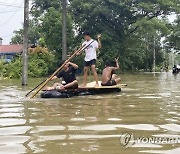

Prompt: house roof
[{"left": 0, "top": 44, "right": 23, "bottom": 54}]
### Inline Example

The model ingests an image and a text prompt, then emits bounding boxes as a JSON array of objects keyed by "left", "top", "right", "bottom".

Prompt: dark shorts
[
  {"left": 101, "top": 80, "right": 117, "bottom": 86},
  {"left": 84, "top": 59, "right": 96, "bottom": 67}
]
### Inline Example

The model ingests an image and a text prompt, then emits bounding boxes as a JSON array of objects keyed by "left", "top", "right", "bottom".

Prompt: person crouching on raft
[
  {"left": 101, "top": 58, "right": 121, "bottom": 86},
  {"left": 46, "top": 61, "right": 78, "bottom": 90}
]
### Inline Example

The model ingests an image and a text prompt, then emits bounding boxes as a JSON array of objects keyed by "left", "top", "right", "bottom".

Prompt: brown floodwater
[{"left": 0, "top": 72, "right": 180, "bottom": 154}]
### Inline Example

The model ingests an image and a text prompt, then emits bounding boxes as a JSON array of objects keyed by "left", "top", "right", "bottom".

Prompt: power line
[
  {"left": 0, "top": 4, "right": 23, "bottom": 8},
  {"left": 0, "top": 9, "right": 22, "bottom": 14},
  {"left": 0, "top": 0, "right": 11, "bottom": 3},
  {"left": 0, "top": 2, "right": 23, "bottom": 27},
  {"left": 0, "top": 0, "right": 23, "bottom": 8},
  {"left": 1, "top": 34, "right": 13, "bottom": 38},
  {"left": 0, "top": 11, "right": 19, "bottom": 27},
  {"left": 0, "top": 3, "right": 23, "bottom": 8}
]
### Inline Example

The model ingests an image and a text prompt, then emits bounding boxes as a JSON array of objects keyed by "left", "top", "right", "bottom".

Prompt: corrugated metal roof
[{"left": 0, "top": 44, "right": 23, "bottom": 53}]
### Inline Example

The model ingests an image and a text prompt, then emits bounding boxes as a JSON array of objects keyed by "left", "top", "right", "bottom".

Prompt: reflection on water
[{"left": 0, "top": 72, "right": 180, "bottom": 153}]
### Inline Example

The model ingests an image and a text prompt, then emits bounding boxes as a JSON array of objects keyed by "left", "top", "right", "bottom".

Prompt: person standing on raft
[
  {"left": 101, "top": 58, "right": 121, "bottom": 86},
  {"left": 46, "top": 61, "right": 78, "bottom": 90},
  {"left": 80, "top": 30, "right": 101, "bottom": 87}
]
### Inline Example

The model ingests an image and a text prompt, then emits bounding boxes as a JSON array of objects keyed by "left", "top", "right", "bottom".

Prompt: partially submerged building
[{"left": 0, "top": 38, "right": 23, "bottom": 62}]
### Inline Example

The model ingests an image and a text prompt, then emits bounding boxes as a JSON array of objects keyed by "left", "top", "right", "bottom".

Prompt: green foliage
[
  {"left": 10, "top": 29, "right": 23, "bottom": 44},
  {"left": 1, "top": 47, "right": 56, "bottom": 78},
  {"left": 0, "top": 59, "right": 7, "bottom": 77},
  {"left": 70, "top": 0, "right": 179, "bottom": 70},
  {"left": 129, "top": 17, "right": 170, "bottom": 70},
  {"left": 175, "top": 54, "right": 180, "bottom": 64},
  {"left": 31, "top": 0, "right": 60, "bottom": 17},
  {"left": 10, "top": 0, "right": 180, "bottom": 73},
  {"left": 4, "top": 57, "right": 22, "bottom": 78},
  {"left": 28, "top": 47, "right": 56, "bottom": 77},
  {"left": 31, "top": 1, "right": 75, "bottom": 59},
  {"left": 166, "top": 16, "right": 180, "bottom": 52},
  {"left": 11, "top": 20, "right": 40, "bottom": 45}
]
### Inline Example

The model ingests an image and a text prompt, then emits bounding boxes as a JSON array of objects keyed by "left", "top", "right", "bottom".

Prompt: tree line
[{"left": 11, "top": 0, "right": 180, "bottom": 72}]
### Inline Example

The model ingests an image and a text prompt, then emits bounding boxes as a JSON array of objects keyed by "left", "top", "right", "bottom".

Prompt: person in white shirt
[{"left": 81, "top": 30, "right": 101, "bottom": 87}]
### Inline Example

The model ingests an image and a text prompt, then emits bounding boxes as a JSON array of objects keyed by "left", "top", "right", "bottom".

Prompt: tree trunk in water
[
  {"left": 22, "top": 0, "right": 29, "bottom": 85},
  {"left": 145, "top": 36, "right": 149, "bottom": 72},
  {"left": 62, "top": 0, "right": 67, "bottom": 60},
  {"left": 153, "top": 35, "right": 156, "bottom": 72}
]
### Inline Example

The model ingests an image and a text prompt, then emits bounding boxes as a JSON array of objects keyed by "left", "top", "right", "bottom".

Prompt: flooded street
[{"left": 0, "top": 72, "right": 180, "bottom": 154}]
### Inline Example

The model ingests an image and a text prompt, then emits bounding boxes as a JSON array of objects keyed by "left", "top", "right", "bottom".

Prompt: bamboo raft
[{"left": 41, "top": 81, "right": 127, "bottom": 98}]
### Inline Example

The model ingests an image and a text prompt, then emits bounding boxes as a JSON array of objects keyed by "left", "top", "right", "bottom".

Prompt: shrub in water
[{"left": 1, "top": 46, "right": 56, "bottom": 78}]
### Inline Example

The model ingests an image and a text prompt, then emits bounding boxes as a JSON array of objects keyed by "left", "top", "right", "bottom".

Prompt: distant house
[{"left": 0, "top": 44, "right": 23, "bottom": 62}]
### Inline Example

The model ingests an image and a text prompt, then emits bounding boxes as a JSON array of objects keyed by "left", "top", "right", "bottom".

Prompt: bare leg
[
  {"left": 112, "top": 74, "right": 118, "bottom": 80},
  {"left": 81, "top": 67, "right": 89, "bottom": 87},
  {"left": 115, "top": 78, "right": 121, "bottom": 84},
  {"left": 91, "top": 65, "right": 99, "bottom": 87},
  {"left": 112, "top": 74, "right": 121, "bottom": 84},
  {"left": 64, "top": 80, "right": 78, "bottom": 89},
  {"left": 45, "top": 83, "right": 63, "bottom": 90},
  {"left": 45, "top": 86, "right": 55, "bottom": 90}
]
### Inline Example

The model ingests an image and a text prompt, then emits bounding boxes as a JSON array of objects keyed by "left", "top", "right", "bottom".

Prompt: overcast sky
[
  {"left": 0, "top": 0, "right": 24, "bottom": 45},
  {"left": 0, "top": 0, "right": 177, "bottom": 45}
]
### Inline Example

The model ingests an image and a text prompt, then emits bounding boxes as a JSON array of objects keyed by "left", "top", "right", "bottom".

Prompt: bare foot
[
  {"left": 60, "top": 86, "right": 65, "bottom": 90},
  {"left": 95, "top": 83, "right": 99, "bottom": 87},
  {"left": 46, "top": 87, "right": 54, "bottom": 90},
  {"left": 80, "top": 84, "right": 87, "bottom": 88}
]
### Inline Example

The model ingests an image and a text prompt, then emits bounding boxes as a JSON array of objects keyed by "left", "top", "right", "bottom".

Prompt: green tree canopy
[
  {"left": 10, "top": 0, "right": 180, "bottom": 71},
  {"left": 167, "top": 15, "right": 180, "bottom": 52}
]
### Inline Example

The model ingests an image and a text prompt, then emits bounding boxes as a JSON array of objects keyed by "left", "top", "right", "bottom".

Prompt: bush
[
  {"left": 0, "top": 59, "right": 7, "bottom": 78},
  {"left": 1, "top": 46, "right": 56, "bottom": 78},
  {"left": 4, "top": 57, "right": 22, "bottom": 78},
  {"left": 28, "top": 46, "right": 56, "bottom": 77}
]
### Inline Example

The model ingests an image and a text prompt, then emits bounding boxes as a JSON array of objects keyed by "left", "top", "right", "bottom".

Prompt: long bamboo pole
[
  {"left": 30, "top": 45, "right": 84, "bottom": 98},
  {"left": 30, "top": 41, "right": 94, "bottom": 98},
  {"left": 25, "top": 79, "right": 46, "bottom": 97}
]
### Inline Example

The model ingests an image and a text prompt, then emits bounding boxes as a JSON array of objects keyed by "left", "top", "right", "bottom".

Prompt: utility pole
[
  {"left": 153, "top": 35, "right": 156, "bottom": 72},
  {"left": 22, "top": 0, "right": 29, "bottom": 85},
  {"left": 162, "top": 42, "right": 166, "bottom": 70},
  {"left": 62, "top": 0, "right": 67, "bottom": 60},
  {"left": 145, "top": 35, "right": 149, "bottom": 71}
]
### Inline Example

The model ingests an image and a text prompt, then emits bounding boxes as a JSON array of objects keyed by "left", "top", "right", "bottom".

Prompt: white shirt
[{"left": 82, "top": 39, "right": 99, "bottom": 62}]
